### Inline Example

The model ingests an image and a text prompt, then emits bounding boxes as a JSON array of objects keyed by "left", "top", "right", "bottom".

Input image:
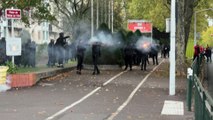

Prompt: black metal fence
[{"left": 187, "top": 55, "right": 213, "bottom": 120}]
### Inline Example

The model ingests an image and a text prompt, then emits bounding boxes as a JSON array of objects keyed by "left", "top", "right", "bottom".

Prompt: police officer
[
  {"left": 92, "top": 42, "right": 101, "bottom": 75},
  {"left": 150, "top": 44, "right": 159, "bottom": 65},
  {"left": 47, "top": 39, "right": 55, "bottom": 67},
  {"left": 123, "top": 43, "right": 133, "bottom": 71},
  {"left": 141, "top": 50, "right": 148, "bottom": 71},
  {"left": 76, "top": 40, "right": 86, "bottom": 74},
  {"left": 55, "top": 32, "right": 69, "bottom": 68}
]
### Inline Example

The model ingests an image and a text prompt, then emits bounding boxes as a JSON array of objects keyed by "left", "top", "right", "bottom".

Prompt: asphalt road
[{"left": 0, "top": 58, "right": 193, "bottom": 120}]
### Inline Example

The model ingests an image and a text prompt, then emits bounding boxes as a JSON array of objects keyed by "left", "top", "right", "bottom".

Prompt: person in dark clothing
[
  {"left": 0, "top": 37, "right": 7, "bottom": 65},
  {"left": 163, "top": 44, "right": 170, "bottom": 58},
  {"left": 123, "top": 44, "right": 133, "bottom": 71},
  {"left": 47, "top": 39, "right": 55, "bottom": 67},
  {"left": 141, "top": 51, "right": 148, "bottom": 71},
  {"left": 30, "top": 41, "right": 36, "bottom": 67},
  {"left": 23, "top": 39, "right": 31, "bottom": 67},
  {"left": 149, "top": 44, "right": 159, "bottom": 65},
  {"left": 92, "top": 42, "right": 101, "bottom": 75},
  {"left": 76, "top": 40, "right": 86, "bottom": 74},
  {"left": 55, "top": 32, "right": 69, "bottom": 68},
  {"left": 205, "top": 44, "right": 212, "bottom": 63}
]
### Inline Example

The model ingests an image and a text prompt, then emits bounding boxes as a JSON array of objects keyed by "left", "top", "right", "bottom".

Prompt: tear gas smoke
[{"left": 136, "top": 36, "right": 159, "bottom": 53}]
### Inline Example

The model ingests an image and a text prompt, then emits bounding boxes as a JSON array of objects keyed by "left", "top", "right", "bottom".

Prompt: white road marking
[
  {"left": 45, "top": 71, "right": 127, "bottom": 120},
  {"left": 106, "top": 60, "right": 164, "bottom": 120}
]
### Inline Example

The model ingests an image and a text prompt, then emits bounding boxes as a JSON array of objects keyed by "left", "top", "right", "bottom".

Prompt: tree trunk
[{"left": 176, "top": 0, "right": 195, "bottom": 76}]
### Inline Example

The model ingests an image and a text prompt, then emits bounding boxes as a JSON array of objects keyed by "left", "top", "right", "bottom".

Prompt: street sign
[
  {"left": 128, "top": 20, "right": 152, "bottom": 33},
  {"left": 6, "top": 37, "right": 22, "bottom": 56},
  {"left": 5, "top": 9, "right": 21, "bottom": 19}
]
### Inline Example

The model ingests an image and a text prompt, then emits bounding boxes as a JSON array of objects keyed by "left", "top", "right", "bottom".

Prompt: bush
[{"left": 5, "top": 61, "right": 18, "bottom": 74}]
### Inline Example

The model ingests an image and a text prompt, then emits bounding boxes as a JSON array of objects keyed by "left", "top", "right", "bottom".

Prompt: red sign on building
[
  {"left": 5, "top": 9, "right": 21, "bottom": 19},
  {"left": 128, "top": 20, "right": 152, "bottom": 33}
]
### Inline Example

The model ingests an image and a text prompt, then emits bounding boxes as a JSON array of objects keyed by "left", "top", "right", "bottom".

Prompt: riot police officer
[
  {"left": 92, "top": 42, "right": 101, "bottom": 75},
  {"left": 123, "top": 43, "right": 133, "bottom": 71},
  {"left": 76, "top": 40, "right": 86, "bottom": 74},
  {"left": 55, "top": 32, "right": 69, "bottom": 68}
]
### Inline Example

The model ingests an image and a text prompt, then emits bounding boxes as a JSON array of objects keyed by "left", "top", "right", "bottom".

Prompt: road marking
[
  {"left": 106, "top": 60, "right": 164, "bottom": 120},
  {"left": 45, "top": 70, "right": 127, "bottom": 120}
]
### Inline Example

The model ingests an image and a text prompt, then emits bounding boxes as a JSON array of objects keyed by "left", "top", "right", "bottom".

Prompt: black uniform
[
  {"left": 205, "top": 46, "right": 212, "bottom": 63},
  {"left": 140, "top": 50, "right": 148, "bottom": 71},
  {"left": 92, "top": 42, "right": 101, "bottom": 75},
  {"left": 47, "top": 39, "right": 55, "bottom": 67},
  {"left": 150, "top": 44, "right": 159, "bottom": 65},
  {"left": 30, "top": 41, "right": 36, "bottom": 67},
  {"left": 0, "top": 38, "right": 7, "bottom": 65},
  {"left": 123, "top": 44, "right": 133, "bottom": 71},
  {"left": 55, "top": 33, "right": 69, "bottom": 67},
  {"left": 76, "top": 43, "right": 86, "bottom": 74}
]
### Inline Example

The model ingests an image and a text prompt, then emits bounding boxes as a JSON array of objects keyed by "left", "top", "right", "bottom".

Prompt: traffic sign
[{"left": 5, "top": 9, "right": 21, "bottom": 19}]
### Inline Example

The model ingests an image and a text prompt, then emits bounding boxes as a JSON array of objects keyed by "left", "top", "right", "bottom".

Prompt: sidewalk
[{"left": 133, "top": 59, "right": 194, "bottom": 120}]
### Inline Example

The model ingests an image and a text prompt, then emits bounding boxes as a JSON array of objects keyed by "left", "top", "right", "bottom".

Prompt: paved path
[{"left": 0, "top": 58, "right": 194, "bottom": 120}]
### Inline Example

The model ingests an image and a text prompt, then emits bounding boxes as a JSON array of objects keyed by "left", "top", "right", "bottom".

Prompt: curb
[{"left": 9, "top": 66, "right": 76, "bottom": 88}]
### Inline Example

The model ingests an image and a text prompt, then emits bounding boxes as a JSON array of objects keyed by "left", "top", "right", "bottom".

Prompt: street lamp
[
  {"left": 169, "top": 0, "right": 176, "bottom": 96},
  {"left": 194, "top": 8, "right": 213, "bottom": 46}
]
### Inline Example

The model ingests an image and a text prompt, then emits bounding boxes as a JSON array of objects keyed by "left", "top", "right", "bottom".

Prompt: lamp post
[
  {"left": 194, "top": 8, "right": 213, "bottom": 46},
  {"left": 169, "top": 0, "right": 176, "bottom": 96}
]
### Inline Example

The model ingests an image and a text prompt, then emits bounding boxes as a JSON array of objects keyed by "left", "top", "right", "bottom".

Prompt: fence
[{"left": 187, "top": 55, "right": 213, "bottom": 120}]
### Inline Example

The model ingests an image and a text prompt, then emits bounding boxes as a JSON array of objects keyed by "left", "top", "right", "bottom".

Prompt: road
[{"left": 0, "top": 59, "right": 193, "bottom": 120}]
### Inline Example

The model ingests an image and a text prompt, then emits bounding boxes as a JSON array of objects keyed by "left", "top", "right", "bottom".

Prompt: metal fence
[{"left": 187, "top": 55, "right": 213, "bottom": 120}]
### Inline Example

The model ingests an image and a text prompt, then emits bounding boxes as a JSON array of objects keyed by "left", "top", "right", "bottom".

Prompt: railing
[{"left": 187, "top": 55, "right": 213, "bottom": 120}]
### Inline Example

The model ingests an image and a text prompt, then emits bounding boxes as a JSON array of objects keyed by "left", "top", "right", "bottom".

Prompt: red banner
[{"left": 128, "top": 21, "right": 152, "bottom": 33}]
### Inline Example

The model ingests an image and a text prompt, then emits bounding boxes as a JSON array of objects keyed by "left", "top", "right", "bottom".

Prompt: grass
[
  {"left": 16, "top": 60, "right": 77, "bottom": 73},
  {"left": 186, "top": 39, "right": 194, "bottom": 59}
]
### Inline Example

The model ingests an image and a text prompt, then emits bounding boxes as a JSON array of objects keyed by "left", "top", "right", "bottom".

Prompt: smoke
[{"left": 135, "top": 36, "right": 159, "bottom": 53}]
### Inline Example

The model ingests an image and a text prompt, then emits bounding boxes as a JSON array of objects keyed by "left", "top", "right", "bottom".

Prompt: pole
[
  {"left": 11, "top": 18, "right": 15, "bottom": 67},
  {"left": 151, "top": 23, "right": 153, "bottom": 43},
  {"left": 169, "top": 0, "right": 176, "bottom": 95},
  {"left": 194, "top": 13, "right": 197, "bottom": 46},
  {"left": 96, "top": 0, "right": 99, "bottom": 29},
  {"left": 91, "top": 0, "right": 94, "bottom": 37},
  {"left": 108, "top": 0, "right": 111, "bottom": 29},
  {"left": 111, "top": 0, "right": 114, "bottom": 33}
]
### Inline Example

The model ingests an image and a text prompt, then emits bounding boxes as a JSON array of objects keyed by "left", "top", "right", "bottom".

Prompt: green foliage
[
  {"left": 5, "top": 61, "right": 18, "bottom": 74},
  {"left": 186, "top": 39, "right": 194, "bottom": 59},
  {"left": 84, "top": 46, "right": 124, "bottom": 66},
  {"left": 0, "top": 0, "right": 56, "bottom": 26},
  {"left": 200, "top": 26, "right": 213, "bottom": 47},
  {"left": 98, "top": 23, "right": 112, "bottom": 34},
  {"left": 128, "top": 0, "right": 170, "bottom": 31}
]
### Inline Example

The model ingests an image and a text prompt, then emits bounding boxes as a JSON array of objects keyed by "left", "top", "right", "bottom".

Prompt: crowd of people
[
  {"left": 194, "top": 43, "right": 212, "bottom": 63},
  {"left": 0, "top": 37, "right": 36, "bottom": 67}
]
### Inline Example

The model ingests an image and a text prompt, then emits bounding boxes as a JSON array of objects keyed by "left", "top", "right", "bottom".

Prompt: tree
[
  {"left": 0, "top": 0, "right": 55, "bottom": 25},
  {"left": 127, "top": 0, "right": 213, "bottom": 75},
  {"left": 200, "top": 26, "right": 213, "bottom": 46}
]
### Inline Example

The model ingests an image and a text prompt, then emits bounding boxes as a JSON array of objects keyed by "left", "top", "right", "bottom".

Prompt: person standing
[
  {"left": 205, "top": 44, "right": 212, "bottom": 63},
  {"left": 76, "top": 40, "right": 86, "bottom": 74},
  {"left": 123, "top": 43, "right": 133, "bottom": 71},
  {"left": 55, "top": 32, "right": 69, "bottom": 68},
  {"left": 92, "top": 42, "right": 101, "bottom": 75},
  {"left": 193, "top": 43, "right": 200, "bottom": 61},
  {"left": 47, "top": 39, "right": 55, "bottom": 67}
]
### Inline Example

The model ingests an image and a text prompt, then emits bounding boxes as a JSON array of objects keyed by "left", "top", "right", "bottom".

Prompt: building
[{"left": 0, "top": 1, "right": 62, "bottom": 44}]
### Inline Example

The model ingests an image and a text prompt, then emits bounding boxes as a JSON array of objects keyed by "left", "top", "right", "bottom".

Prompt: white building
[{"left": 0, "top": 0, "right": 62, "bottom": 44}]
